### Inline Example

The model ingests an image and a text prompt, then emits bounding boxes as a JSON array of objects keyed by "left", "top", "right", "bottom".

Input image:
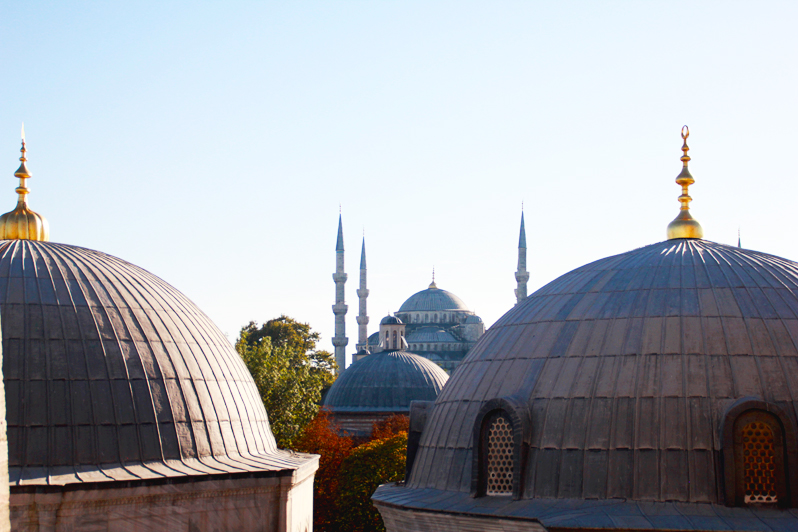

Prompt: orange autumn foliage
[
  {"left": 293, "top": 409, "right": 356, "bottom": 532},
  {"left": 294, "top": 411, "right": 411, "bottom": 532},
  {"left": 371, "top": 414, "right": 409, "bottom": 440}
]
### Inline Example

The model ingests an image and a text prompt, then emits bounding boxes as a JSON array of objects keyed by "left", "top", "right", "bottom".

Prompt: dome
[
  {"left": 1, "top": 239, "right": 305, "bottom": 486},
  {"left": 398, "top": 285, "right": 469, "bottom": 313},
  {"left": 405, "top": 238, "right": 798, "bottom": 505},
  {"left": 380, "top": 315, "right": 403, "bottom": 325},
  {"left": 463, "top": 315, "right": 482, "bottom": 324},
  {"left": 323, "top": 351, "right": 448, "bottom": 412},
  {"left": 406, "top": 327, "right": 457, "bottom": 343}
]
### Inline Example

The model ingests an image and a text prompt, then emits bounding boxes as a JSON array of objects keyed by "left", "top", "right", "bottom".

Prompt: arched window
[
  {"left": 392, "top": 330, "right": 397, "bottom": 350},
  {"left": 734, "top": 411, "right": 787, "bottom": 505},
  {"left": 472, "top": 397, "right": 530, "bottom": 499},
  {"left": 483, "top": 412, "right": 514, "bottom": 495},
  {"left": 722, "top": 399, "right": 796, "bottom": 508},
  {"left": 434, "top": 313, "right": 438, "bottom": 323}
]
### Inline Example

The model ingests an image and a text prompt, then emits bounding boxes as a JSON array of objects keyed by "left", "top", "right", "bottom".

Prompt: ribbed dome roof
[
  {"left": 323, "top": 351, "right": 448, "bottom": 412},
  {"left": 406, "top": 327, "right": 458, "bottom": 343},
  {"left": 398, "top": 286, "right": 469, "bottom": 312},
  {"left": 0, "top": 240, "right": 306, "bottom": 486},
  {"left": 408, "top": 239, "right": 798, "bottom": 504}
]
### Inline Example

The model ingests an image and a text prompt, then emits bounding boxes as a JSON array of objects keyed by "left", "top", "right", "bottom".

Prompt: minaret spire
[
  {"left": 356, "top": 235, "right": 369, "bottom": 353},
  {"left": 332, "top": 213, "right": 348, "bottom": 373},
  {"left": 0, "top": 125, "right": 50, "bottom": 241},
  {"left": 666, "top": 126, "right": 704, "bottom": 240},
  {"left": 514, "top": 209, "right": 529, "bottom": 304},
  {"left": 738, "top": 228, "right": 742, "bottom": 248}
]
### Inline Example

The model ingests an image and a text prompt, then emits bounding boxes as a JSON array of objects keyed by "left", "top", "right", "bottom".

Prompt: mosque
[
  {"left": 372, "top": 127, "right": 798, "bottom": 531},
  {"left": 0, "top": 134, "right": 317, "bottom": 531},
  {"left": 330, "top": 208, "right": 531, "bottom": 374}
]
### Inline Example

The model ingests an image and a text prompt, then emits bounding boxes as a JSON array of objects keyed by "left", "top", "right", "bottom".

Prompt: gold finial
[
  {"left": 666, "top": 125, "right": 703, "bottom": 240},
  {"left": 0, "top": 129, "right": 50, "bottom": 241},
  {"left": 429, "top": 267, "right": 437, "bottom": 289}
]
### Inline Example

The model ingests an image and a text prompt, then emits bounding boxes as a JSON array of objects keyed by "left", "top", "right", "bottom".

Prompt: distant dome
[
  {"left": 380, "top": 315, "right": 403, "bottom": 325},
  {"left": 398, "top": 285, "right": 469, "bottom": 312},
  {"left": 323, "top": 351, "right": 448, "bottom": 412},
  {"left": 463, "top": 315, "right": 483, "bottom": 324},
  {"left": 406, "top": 239, "right": 798, "bottom": 505},
  {"left": 406, "top": 327, "right": 457, "bottom": 343},
  {"left": 0, "top": 240, "right": 302, "bottom": 486}
]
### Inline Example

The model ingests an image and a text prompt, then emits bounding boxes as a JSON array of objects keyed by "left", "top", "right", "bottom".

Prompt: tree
[
  {"left": 236, "top": 316, "right": 337, "bottom": 448},
  {"left": 293, "top": 409, "right": 356, "bottom": 532},
  {"left": 336, "top": 432, "right": 408, "bottom": 532},
  {"left": 371, "top": 414, "right": 409, "bottom": 441}
]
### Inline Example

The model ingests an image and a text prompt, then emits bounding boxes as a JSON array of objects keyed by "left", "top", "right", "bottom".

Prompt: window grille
[
  {"left": 486, "top": 414, "right": 513, "bottom": 495},
  {"left": 742, "top": 421, "right": 778, "bottom": 504}
]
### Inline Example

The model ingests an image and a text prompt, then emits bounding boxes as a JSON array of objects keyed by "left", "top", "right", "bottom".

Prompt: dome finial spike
[
  {"left": 666, "top": 125, "right": 703, "bottom": 240},
  {"left": 0, "top": 130, "right": 50, "bottom": 241},
  {"left": 429, "top": 267, "right": 437, "bottom": 289}
]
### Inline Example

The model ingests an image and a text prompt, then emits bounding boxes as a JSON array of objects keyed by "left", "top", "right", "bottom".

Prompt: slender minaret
[
  {"left": 356, "top": 235, "right": 369, "bottom": 352},
  {"left": 738, "top": 228, "right": 742, "bottom": 248},
  {"left": 332, "top": 213, "right": 348, "bottom": 373},
  {"left": 514, "top": 210, "right": 529, "bottom": 304}
]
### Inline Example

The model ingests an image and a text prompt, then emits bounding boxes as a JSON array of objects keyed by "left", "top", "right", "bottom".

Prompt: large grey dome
[
  {"left": 323, "top": 351, "right": 448, "bottom": 412},
  {"left": 0, "top": 240, "right": 304, "bottom": 486},
  {"left": 398, "top": 285, "right": 469, "bottom": 312},
  {"left": 405, "top": 239, "right": 798, "bottom": 506}
]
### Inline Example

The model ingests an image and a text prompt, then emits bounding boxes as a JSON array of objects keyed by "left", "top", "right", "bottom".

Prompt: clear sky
[{"left": 2, "top": 2, "right": 797, "bottom": 368}]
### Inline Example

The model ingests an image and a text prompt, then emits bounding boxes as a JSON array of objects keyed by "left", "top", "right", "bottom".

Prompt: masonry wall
[{"left": 10, "top": 464, "right": 317, "bottom": 532}]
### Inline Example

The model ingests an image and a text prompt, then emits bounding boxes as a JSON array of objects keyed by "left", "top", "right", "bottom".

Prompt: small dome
[
  {"left": 463, "top": 315, "right": 483, "bottom": 324},
  {"left": 380, "top": 315, "right": 403, "bottom": 325},
  {"left": 398, "top": 286, "right": 469, "bottom": 312},
  {"left": 408, "top": 238, "right": 798, "bottom": 504},
  {"left": 0, "top": 240, "right": 303, "bottom": 486},
  {"left": 406, "top": 327, "right": 457, "bottom": 343},
  {"left": 323, "top": 351, "right": 448, "bottom": 412}
]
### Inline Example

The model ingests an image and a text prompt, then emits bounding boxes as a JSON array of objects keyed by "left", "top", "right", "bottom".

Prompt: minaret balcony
[
  {"left": 356, "top": 316, "right": 369, "bottom": 325},
  {"left": 356, "top": 289, "right": 369, "bottom": 298},
  {"left": 332, "top": 303, "right": 348, "bottom": 314},
  {"left": 333, "top": 273, "right": 348, "bottom": 282},
  {"left": 331, "top": 337, "right": 349, "bottom": 347}
]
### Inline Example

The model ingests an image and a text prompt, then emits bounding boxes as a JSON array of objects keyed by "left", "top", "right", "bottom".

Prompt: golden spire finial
[
  {"left": 666, "top": 125, "right": 703, "bottom": 240},
  {"left": 0, "top": 128, "right": 50, "bottom": 241},
  {"left": 429, "top": 267, "right": 437, "bottom": 289}
]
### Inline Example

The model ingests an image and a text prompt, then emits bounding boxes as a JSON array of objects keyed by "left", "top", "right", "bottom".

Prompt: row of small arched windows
[{"left": 473, "top": 400, "right": 795, "bottom": 507}]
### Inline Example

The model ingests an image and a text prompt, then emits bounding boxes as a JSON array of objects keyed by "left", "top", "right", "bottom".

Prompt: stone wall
[
  {"left": 331, "top": 411, "right": 402, "bottom": 437},
  {"left": 10, "top": 460, "right": 317, "bottom": 532},
  {"left": 375, "top": 503, "right": 548, "bottom": 532}
]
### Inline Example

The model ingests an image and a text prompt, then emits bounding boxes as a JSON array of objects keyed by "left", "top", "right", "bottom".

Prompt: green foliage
[
  {"left": 236, "top": 315, "right": 337, "bottom": 448},
  {"left": 336, "top": 433, "right": 408, "bottom": 532}
]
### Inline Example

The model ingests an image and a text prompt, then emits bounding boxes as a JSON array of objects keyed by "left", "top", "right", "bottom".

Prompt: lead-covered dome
[
  {"left": 323, "top": 350, "right": 448, "bottom": 412},
  {"left": 406, "top": 238, "right": 798, "bottom": 505},
  {"left": 1, "top": 240, "right": 303, "bottom": 486},
  {"left": 398, "top": 284, "right": 469, "bottom": 312}
]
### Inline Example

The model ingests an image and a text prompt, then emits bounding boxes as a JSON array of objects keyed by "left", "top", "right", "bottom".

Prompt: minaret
[
  {"left": 332, "top": 213, "right": 348, "bottom": 374},
  {"left": 356, "top": 235, "right": 369, "bottom": 352},
  {"left": 666, "top": 126, "right": 703, "bottom": 240},
  {"left": 514, "top": 210, "right": 529, "bottom": 304},
  {"left": 0, "top": 124, "right": 49, "bottom": 241}
]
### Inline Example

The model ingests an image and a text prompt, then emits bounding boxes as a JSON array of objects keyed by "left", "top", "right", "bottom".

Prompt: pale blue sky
[{"left": 2, "top": 2, "right": 797, "bottom": 367}]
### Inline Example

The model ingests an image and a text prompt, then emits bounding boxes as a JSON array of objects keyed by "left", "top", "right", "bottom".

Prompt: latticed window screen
[
  {"left": 486, "top": 414, "right": 514, "bottom": 495},
  {"left": 742, "top": 421, "right": 778, "bottom": 504}
]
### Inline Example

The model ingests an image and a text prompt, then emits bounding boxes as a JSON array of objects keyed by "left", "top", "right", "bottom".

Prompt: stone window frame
[
  {"left": 721, "top": 397, "right": 798, "bottom": 508},
  {"left": 471, "top": 396, "right": 531, "bottom": 499}
]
